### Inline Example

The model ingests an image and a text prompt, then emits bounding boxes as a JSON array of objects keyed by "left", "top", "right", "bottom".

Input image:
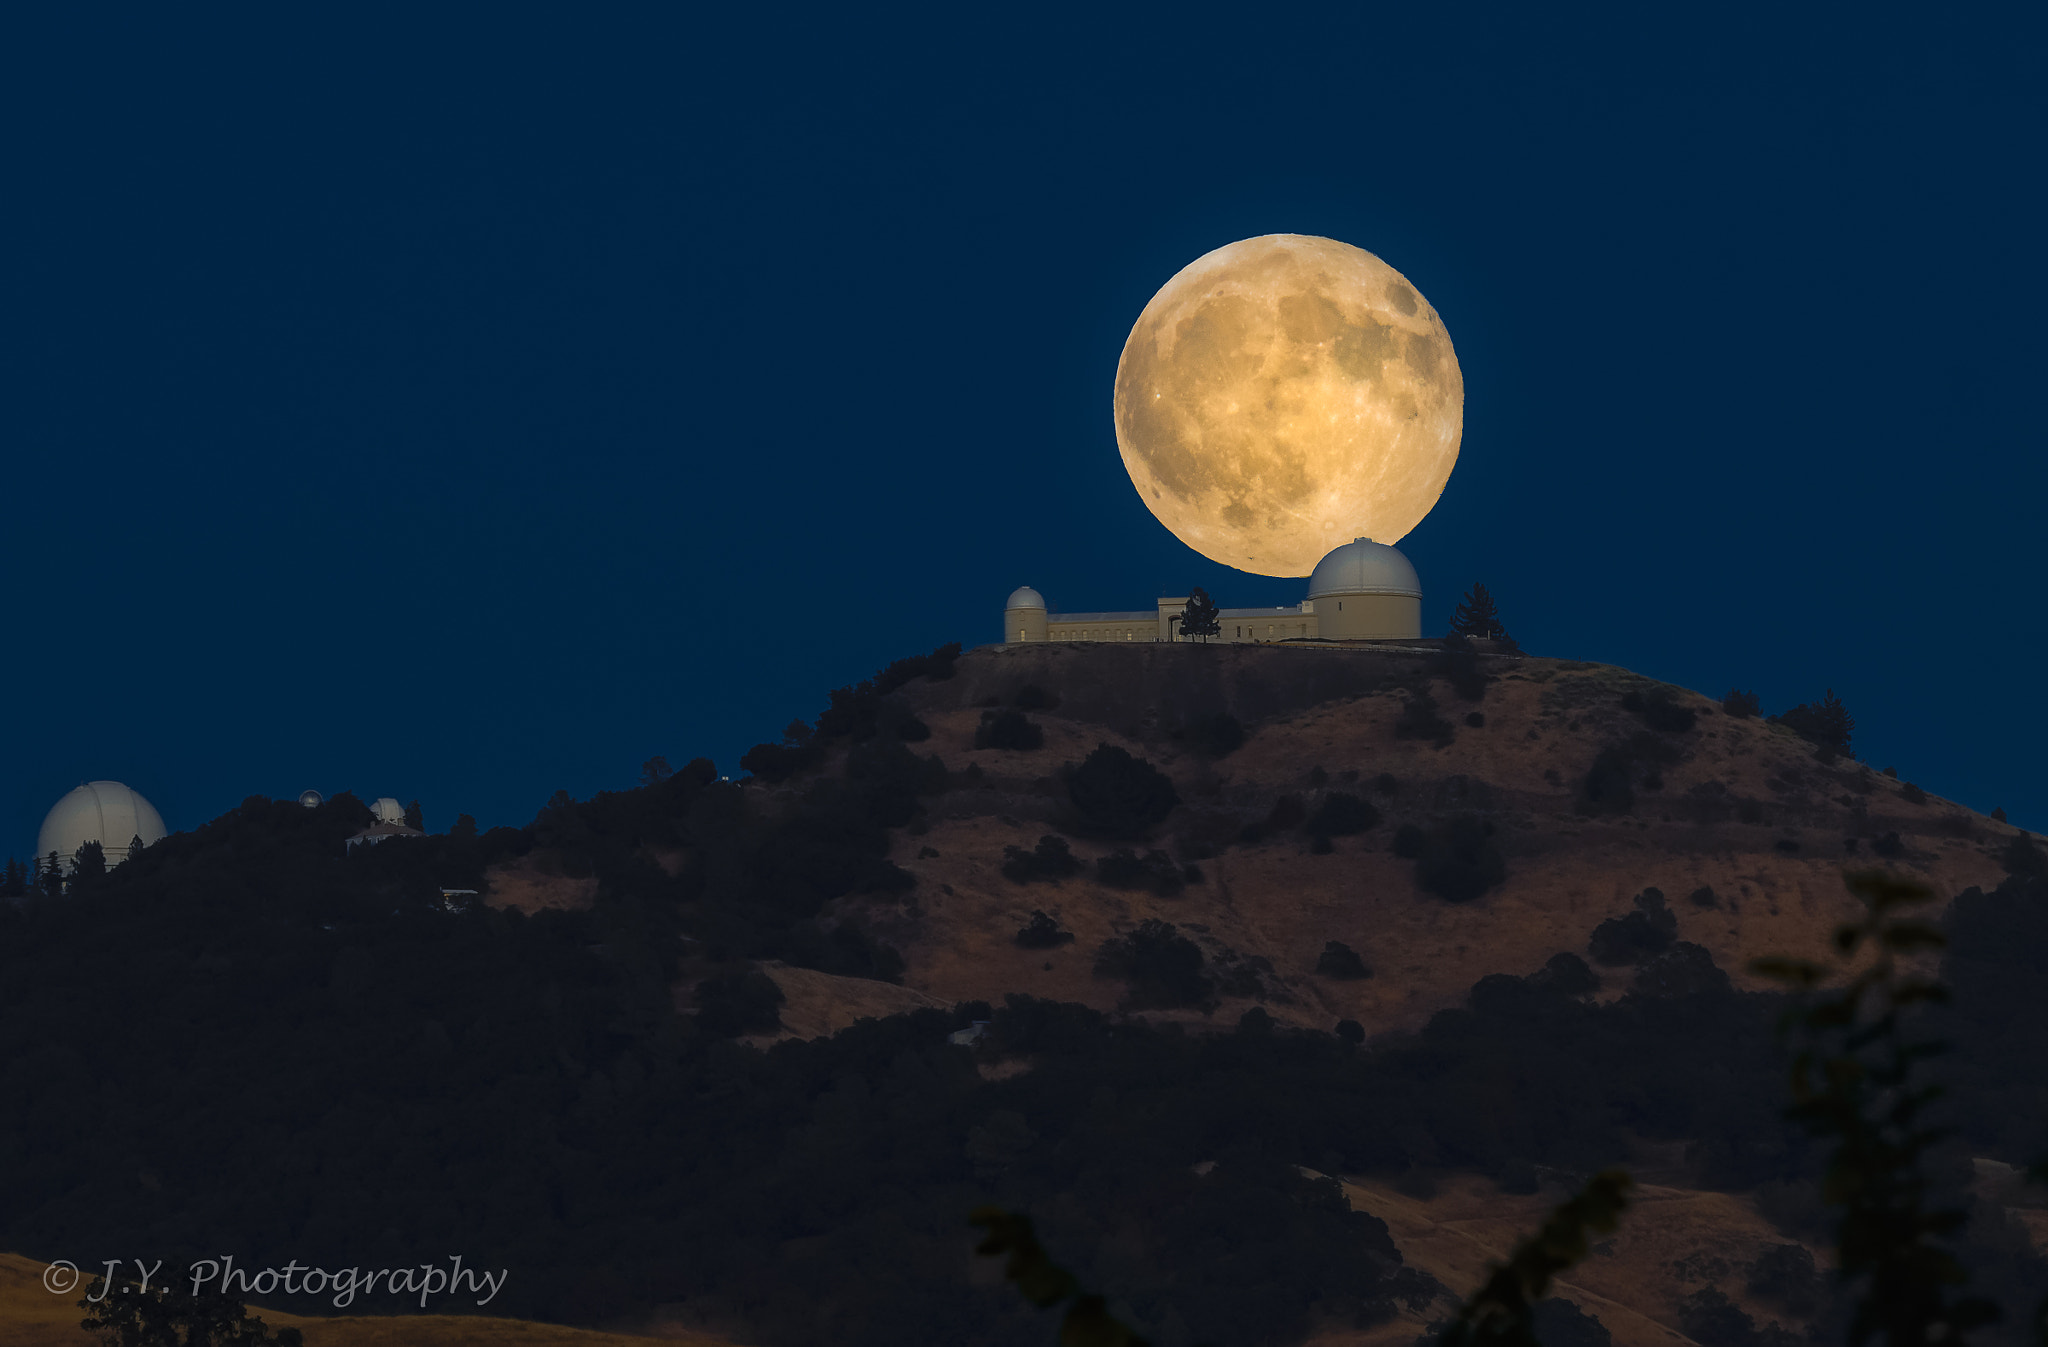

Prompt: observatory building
[
  {"left": 346, "top": 796, "right": 426, "bottom": 850},
  {"left": 37, "top": 781, "right": 168, "bottom": 874},
  {"left": 1005, "top": 537, "right": 1422, "bottom": 644}
]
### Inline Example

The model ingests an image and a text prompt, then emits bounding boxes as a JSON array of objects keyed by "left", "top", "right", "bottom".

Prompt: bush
[
  {"left": 975, "top": 709, "right": 1044, "bottom": 750},
  {"left": 1306, "top": 792, "right": 1379, "bottom": 838},
  {"left": 1723, "top": 689, "right": 1761, "bottom": 718},
  {"left": 1413, "top": 814, "right": 1507, "bottom": 903},
  {"left": 1184, "top": 711, "right": 1246, "bottom": 759},
  {"left": 1432, "top": 635, "right": 1489, "bottom": 702},
  {"left": 896, "top": 716, "right": 931, "bottom": 742},
  {"left": 1689, "top": 885, "right": 1717, "bottom": 908},
  {"left": 1014, "top": 910, "right": 1075, "bottom": 949},
  {"left": 1873, "top": 830, "right": 1905, "bottom": 858},
  {"left": 1531, "top": 1298, "right": 1613, "bottom": 1347},
  {"left": 1529, "top": 951, "right": 1601, "bottom": 997},
  {"left": 1068, "top": 745, "right": 1179, "bottom": 837},
  {"left": 1587, "top": 889, "right": 1677, "bottom": 966},
  {"left": 1002, "top": 835, "right": 1082, "bottom": 883},
  {"left": 1622, "top": 688, "right": 1697, "bottom": 733},
  {"left": 1774, "top": 688, "right": 1853, "bottom": 755},
  {"left": 695, "top": 968, "right": 786, "bottom": 1037},
  {"left": 1391, "top": 824, "right": 1425, "bottom": 859},
  {"left": 1900, "top": 782, "right": 1927, "bottom": 805},
  {"left": 1095, "top": 848, "right": 1185, "bottom": 896},
  {"left": 1012, "top": 684, "right": 1060, "bottom": 710},
  {"left": 1579, "top": 732, "right": 1678, "bottom": 815},
  {"left": 1394, "top": 684, "right": 1456, "bottom": 746},
  {"left": 1314, "top": 941, "right": 1371, "bottom": 979},
  {"left": 1747, "top": 1243, "right": 1822, "bottom": 1317},
  {"left": 1998, "top": 835, "right": 2046, "bottom": 879},
  {"left": 1094, "top": 919, "right": 1210, "bottom": 1007}
]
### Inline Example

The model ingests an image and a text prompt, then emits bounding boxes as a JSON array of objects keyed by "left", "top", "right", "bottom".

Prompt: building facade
[{"left": 1004, "top": 537, "right": 1423, "bottom": 645}]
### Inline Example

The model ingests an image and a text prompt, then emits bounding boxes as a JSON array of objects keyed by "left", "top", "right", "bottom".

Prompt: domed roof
[
  {"left": 37, "top": 781, "right": 167, "bottom": 869},
  {"left": 1305, "top": 538, "right": 1422, "bottom": 600},
  {"left": 1005, "top": 585, "right": 1047, "bottom": 610}
]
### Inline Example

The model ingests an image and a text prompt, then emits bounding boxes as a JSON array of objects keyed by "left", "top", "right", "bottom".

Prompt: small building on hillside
[{"left": 1004, "top": 537, "right": 1422, "bottom": 645}]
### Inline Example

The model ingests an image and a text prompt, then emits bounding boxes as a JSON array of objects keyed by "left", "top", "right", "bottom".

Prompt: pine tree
[
  {"left": 39, "top": 851, "right": 64, "bottom": 896},
  {"left": 1177, "top": 587, "right": 1221, "bottom": 642},
  {"left": 1, "top": 857, "right": 24, "bottom": 897},
  {"left": 404, "top": 799, "right": 424, "bottom": 830},
  {"left": 1450, "top": 583, "right": 1503, "bottom": 639},
  {"left": 125, "top": 835, "right": 147, "bottom": 866},
  {"left": 71, "top": 841, "right": 106, "bottom": 884}
]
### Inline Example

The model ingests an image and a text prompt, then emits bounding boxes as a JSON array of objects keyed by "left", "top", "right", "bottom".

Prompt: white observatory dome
[
  {"left": 1005, "top": 586, "right": 1046, "bottom": 610},
  {"left": 372, "top": 798, "right": 407, "bottom": 825},
  {"left": 1305, "top": 538, "right": 1423, "bottom": 600},
  {"left": 37, "top": 781, "right": 168, "bottom": 872}
]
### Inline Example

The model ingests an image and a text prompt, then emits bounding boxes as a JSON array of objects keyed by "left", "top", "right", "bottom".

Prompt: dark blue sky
[{"left": 4, "top": 7, "right": 2043, "bottom": 843}]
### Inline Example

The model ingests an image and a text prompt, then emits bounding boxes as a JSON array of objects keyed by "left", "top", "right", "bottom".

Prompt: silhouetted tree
[
  {"left": 403, "top": 799, "right": 424, "bottom": 830},
  {"left": 1002, "top": 835, "right": 1082, "bottom": 882},
  {"left": 1177, "top": 587, "right": 1221, "bottom": 642},
  {"left": 1723, "top": 689, "right": 1762, "bottom": 718},
  {"left": 1775, "top": 689, "right": 1854, "bottom": 757},
  {"left": 695, "top": 968, "right": 786, "bottom": 1037},
  {"left": 1095, "top": 919, "right": 1209, "bottom": 1007},
  {"left": 1450, "top": 582, "right": 1504, "bottom": 639},
  {"left": 39, "top": 851, "right": 63, "bottom": 896},
  {"left": 71, "top": 841, "right": 106, "bottom": 885},
  {"left": 123, "top": 835, "right": 146, "bottom": 866},
  {"left": 640, "top": 756, "right": 673, "bottom": 786},
  {"left": 80, "top": 1276, "right": 303, "bottom": 1347},
  {"left": 1, "top": 856, "right": 24, "bottom": 896},
  {"left": 1184, "top": 710, "right": 1246, "bottom": 758},
  {"left": 450, "top": 814, "right": 479, "bottom": 838}
]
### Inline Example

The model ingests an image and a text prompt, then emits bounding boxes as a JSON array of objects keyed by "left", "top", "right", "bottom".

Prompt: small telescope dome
[{"left": 298, "top": 789, "right": 324, "bottom": 809}]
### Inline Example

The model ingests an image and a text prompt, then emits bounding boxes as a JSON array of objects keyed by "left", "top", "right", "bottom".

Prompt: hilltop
[{"left": 730, "top": 640, "right": 2020, "bottom": 1042}]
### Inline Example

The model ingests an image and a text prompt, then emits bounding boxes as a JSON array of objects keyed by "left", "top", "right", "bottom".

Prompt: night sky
[{"left": 4, "top": 9, "right": 2043, "bottom": 845}]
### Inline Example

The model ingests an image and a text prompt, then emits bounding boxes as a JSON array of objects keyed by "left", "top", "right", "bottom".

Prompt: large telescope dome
[{"left": 37, "top": 781, "right": 167, "bottom": 873}]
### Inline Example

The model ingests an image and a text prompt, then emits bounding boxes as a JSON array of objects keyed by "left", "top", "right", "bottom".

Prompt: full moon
[{"left": 1113, "top": 234, "right": 1463, "bottom": 576}]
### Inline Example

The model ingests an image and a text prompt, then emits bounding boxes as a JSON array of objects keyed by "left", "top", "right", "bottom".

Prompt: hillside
[{"left": 757, "top": 641, "right": 2018, "bottom": 1039}]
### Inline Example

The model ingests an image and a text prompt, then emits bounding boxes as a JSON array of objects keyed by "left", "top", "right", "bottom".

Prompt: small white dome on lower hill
[
  {"left": 1305, "top": 538, "right": 1422, "bottom": 599},
  {"left": 1005, "top": 586, "right": 1047, "bottom": 610},
  {"left": 37, "top": 781, "right": 167, "bottom": 871}
]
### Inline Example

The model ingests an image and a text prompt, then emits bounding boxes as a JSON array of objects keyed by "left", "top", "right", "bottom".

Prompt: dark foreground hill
[{"left": 2, "top": 639, "right": 2045, "bottom": 1347}]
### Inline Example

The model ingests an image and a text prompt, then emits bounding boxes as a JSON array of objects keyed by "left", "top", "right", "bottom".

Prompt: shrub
[
  {"left": 1580, "top": 733, "right": 1679, "bottom": 815},
  {"left": 1002, "top": 835, "right": 1082, "bottom": 883},
  {"left": 1775, "top": 688, "right": 1853, "bottom": 755},
  {"left": 695, "top": 968, "right": 786, "bottom": 1037},
  {"left": 1015, "top": 910, "right": 1075, "bottom": 949},
  {"left": 1465, "top": 712, "right": 1485, "bottom": 728},
  {"left": 1307, "top": 765, "right": 1328, "bottom": 786},
  {"left": 1094, "top": 919, "right": 1210, "bottom": 1007},
  {"left": 740, "top": 740, "right": 817, "bottom": 783},
  {"left": 1873, "top": 830, "right": 1905, "bottom": 858},
  {"left": 1395, "top": 684, "right": 1456, "bottom": 745},
  {"left": 975, "top": 709, "right": 1044, "bottom": 750},
  {"left": 1900, "top": 782, "right": 1927, "bottom": 805},
  {"left": 1587, "top": 889, "right": 1677, "bottom": 966},
  {"left": 1315, "top": 941, "right": 1371, "bottom": 979},
  {"left": 1012, "top": 684, "right": 1060, "bottom": 710},
  {"left": 1184, "top": 711, "right": 1246, "bottom": 759},
  {"left": 1432, "top": 635, "right": 1489, "bottom": 702},
  {"left": 1747, "top": 1243, "right": 1822, "bottom": 1317},
  {"left": 1676, "top": 1286, "right": 1763, "bottom": 1347},
  {"left": 1392, "top": 824, "right": 1425, "bottom": 859},
  {"left": 1307, "top": 792, "right": 1379, "bottom": 838},
  {"left": 1095, "top": 848, "right": 1185, "bottom": 896},
  {"left": 1414, "top": 814, "right": 1507, "bottom": 903},
  {"left": 1723, "top": 689, "right": 1761, "bottom": 718},
  {"left": 1265, "top": 794, "right": 1308, "bottom": 831},
  {"left": 1622, "top": 688, "right": 1697, "bottom": 734},
  {"left": 1998, "top": 835, "right": 2047, "bottom": 879},
  {"left": 896, "top": 716, "right": 931, "bottom": 742},
  {"left": 1068, "top": 745, "right": 1180, "bottom": 837},
  {"left": 1689, "top": 885, "right": 1717, "bottom": 908},
  {"left": 1529, "top": 951, "right": 1601, "bottom": 998},
  {"left": 1334, "top": 1019, "right": 1365, "bottom": 1047}
]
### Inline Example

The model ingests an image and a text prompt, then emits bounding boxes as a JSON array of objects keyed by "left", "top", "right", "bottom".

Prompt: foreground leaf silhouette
[{"left": 1434, "top": 1170, "right": 1633, "bottom": 1347}]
